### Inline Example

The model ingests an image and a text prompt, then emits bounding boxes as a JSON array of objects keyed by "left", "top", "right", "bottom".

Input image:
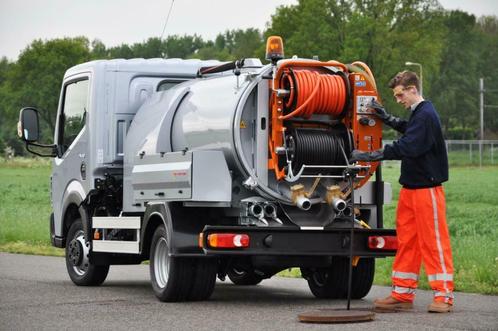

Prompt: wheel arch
[
  {"left": 141, "top": 202, "right": 211, "bottom": 258},
  {"left": 60, "top": 191, "right": 85, "bottom": 247},
  {"left": 141, "top": 204, "right": 170, "bottom": 259}
]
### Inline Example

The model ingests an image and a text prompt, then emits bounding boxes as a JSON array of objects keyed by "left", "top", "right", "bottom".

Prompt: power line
[{"left": 160, "top": 0, "right": 175, "bottom": 41}]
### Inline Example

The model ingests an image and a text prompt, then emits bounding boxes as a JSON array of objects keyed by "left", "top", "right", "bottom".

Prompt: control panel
[{"left": 356, "top": 95, "right": 377, "bottom": 114}]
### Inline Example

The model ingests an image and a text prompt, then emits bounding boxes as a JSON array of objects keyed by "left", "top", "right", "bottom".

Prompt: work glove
[
  {"left": 367, "top": 99, "right": 405, "bottom": 130},
  {"left": 349, "top": 149, "right": 384, "bottom": 163},
  {"left": 367, "top": 99, "right": 390, "bottom": 121}
]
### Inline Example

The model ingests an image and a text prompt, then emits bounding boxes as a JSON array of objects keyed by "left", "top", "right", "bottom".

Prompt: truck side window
[
  {"left": 60, "top": 79, "right": 89, "bottom": 152},
  {"left": 157, "top": 80, "right": 184, "bottom": 91}
]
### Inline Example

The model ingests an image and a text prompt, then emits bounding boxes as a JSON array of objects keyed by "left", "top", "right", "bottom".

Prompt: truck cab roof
[{"left": 64, "top": 58, "right": 223, "bottom": 79}]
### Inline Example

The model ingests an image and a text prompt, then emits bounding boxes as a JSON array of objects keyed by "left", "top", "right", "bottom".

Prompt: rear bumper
[{"left": 200, "top": 226, "right": 396, "bottom": 257}]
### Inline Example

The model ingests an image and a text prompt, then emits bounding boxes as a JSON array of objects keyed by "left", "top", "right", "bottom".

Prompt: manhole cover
[{"left": 298, "top": 309, "right": 375, "bottom": 324}]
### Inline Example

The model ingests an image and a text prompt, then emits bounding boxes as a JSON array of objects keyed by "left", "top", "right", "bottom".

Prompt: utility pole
[
  {"left": 479, "top": 78, "right": 484, "bottom": 168},
  {"left": 480, "top": 78, "right": 484, "bottom": 141}
]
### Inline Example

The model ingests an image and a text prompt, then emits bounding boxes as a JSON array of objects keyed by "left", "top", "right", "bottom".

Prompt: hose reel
[
  {"left": 283, "top": 125, "right": 353, "bottom": 180},
  {"left": 280, "top": 69, "right": 350, "bottom": 120}
]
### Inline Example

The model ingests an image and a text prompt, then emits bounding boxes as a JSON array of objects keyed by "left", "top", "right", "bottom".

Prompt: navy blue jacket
[{"left": 383, "top": 101, "right": 448, "bottom": 188}]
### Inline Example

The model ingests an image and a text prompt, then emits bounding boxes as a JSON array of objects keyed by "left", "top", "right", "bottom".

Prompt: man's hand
[
  {"left": 367, "top": 99, "right": 389, "bottom": 120},
  {"left": 349, "top": 149, "right": 384, "bottom": 163}
]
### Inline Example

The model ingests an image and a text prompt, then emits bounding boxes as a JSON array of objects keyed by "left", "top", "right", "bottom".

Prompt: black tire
[
  {"left": 302, "top": 257, "right": 375, "bottom": 299},
  {"left": 227, "top": 267, "right": 263, "bottom": 285},
  {"left": 188, "top": 258, "right": 218, "bottom": 300},
  {"left": 350, "top": 257, "right": 375, "bottom": 299},
  {"left": 65, "top": 219, "right": 109, "bottom": 286},
  {"left": 149, "top": 224, "right": 217, "bottom": 302}
]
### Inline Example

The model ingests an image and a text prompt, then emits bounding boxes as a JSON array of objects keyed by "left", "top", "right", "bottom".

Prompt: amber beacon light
[{"left": 266, "top": 36, "right": 284, "bottom": 63}]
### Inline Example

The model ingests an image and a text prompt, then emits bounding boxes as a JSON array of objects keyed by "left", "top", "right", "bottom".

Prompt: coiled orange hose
[{"left": 279, "top": 70, "right": 347, "bottom": 120}]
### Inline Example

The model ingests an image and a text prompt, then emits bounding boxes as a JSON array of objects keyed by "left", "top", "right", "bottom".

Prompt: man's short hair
[{"left": 388, "top": 71, "right": 420, "bottom": 91}]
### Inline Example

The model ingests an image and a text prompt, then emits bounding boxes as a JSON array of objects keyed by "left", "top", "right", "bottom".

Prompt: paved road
[{"left": 0, "top": 253, "right": 497, "bottom": 330}]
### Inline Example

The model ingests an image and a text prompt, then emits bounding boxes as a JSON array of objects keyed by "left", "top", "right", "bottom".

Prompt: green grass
[
  {"left": 0, "top": 158, "right": 52, "bottom": 250},
  {"left": 1, "top": 158, "right": 497, "bottom": 295}
]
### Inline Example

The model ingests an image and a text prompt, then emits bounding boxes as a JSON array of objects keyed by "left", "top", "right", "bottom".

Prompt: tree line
[{"left": 1, "top": 0, "right": 497, "bottom": 156}]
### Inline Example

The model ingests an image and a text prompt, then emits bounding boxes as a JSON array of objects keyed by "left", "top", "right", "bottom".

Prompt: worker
[{"left": 350, "top": 70, "right": 454, "bottom": 313}]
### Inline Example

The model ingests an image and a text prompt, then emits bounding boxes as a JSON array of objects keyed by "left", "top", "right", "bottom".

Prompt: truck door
[{"left": 52, "top": 74, "right": 91, "bottom": 238}]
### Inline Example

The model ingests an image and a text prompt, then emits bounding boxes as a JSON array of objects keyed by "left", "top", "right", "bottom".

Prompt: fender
[
  {"left": 141, "top": 202, "right": 215, "bottom": 257},
  {"left": 56, "top": 181, "right": 86, "bottom": 247}
]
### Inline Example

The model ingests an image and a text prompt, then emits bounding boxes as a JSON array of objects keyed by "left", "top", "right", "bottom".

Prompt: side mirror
[{"left": 18, "top": 107, "right": 40, "bottom": 142}]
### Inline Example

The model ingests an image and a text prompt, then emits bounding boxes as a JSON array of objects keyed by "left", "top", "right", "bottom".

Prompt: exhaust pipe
[
  {"left": 249, "top": 203, "right": 264, "bottom": 218},
  {"left": 263, "top": 203, "right": 277, "bottom": 217}
]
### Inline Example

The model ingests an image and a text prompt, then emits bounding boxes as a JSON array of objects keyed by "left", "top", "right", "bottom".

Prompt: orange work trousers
[{"left": 391, "top": 186, "right": 454, "bottom": 304}]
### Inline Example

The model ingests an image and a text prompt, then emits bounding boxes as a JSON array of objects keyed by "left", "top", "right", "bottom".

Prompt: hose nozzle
[
  {"left": 332, "top": 197, "right": 347, "bottom": 212},
  {"left": 290, "top": 184, "right": 312, "bottom": 210},
  {"left": 296, "top": 195, "right": 312, "bottom": 211}
]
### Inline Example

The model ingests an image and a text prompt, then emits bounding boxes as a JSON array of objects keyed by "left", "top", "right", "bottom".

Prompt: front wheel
[{"left": 65, "top": 219, "right": 109, "bottom": 286}]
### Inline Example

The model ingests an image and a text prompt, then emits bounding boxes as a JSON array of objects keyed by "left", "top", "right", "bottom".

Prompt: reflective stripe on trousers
[{"left": 393, "top": 286, "right": 416, "bottom": 295}]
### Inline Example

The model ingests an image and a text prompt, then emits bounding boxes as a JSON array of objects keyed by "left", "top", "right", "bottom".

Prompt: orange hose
[{"left": 279, "top": 69, "right": 346, "bottom": 120}]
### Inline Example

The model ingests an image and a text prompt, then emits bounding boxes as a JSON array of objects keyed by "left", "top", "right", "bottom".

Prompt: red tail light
[
  {"left": 206, "top": 233, "right": 250, "bottom": 248},
  {"left": 368, "top": 235, "right": 397, "bottom": 250}
]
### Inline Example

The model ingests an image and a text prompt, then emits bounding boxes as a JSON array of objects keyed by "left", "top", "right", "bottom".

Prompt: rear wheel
[
  {"left": 150, "top": 224, "right": 217, "bottom": 301},
  {"left": 65, "top": 219, "right": 109, "bottom": 286},
  {"left": 302, "top": 257, "right": 375, "bottom": 299},
  {"left": 227, "top": 267, "right": 263, "bottom": 285}
]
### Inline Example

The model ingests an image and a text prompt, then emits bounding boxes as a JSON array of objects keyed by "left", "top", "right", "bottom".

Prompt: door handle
[{"left": 80, "top": 162, "right": 87, "bottom": 180}]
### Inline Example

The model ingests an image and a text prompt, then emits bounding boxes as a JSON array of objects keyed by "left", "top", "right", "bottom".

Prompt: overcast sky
[{"left": 1, "top": 0, "right": 497, "bottom": 61}]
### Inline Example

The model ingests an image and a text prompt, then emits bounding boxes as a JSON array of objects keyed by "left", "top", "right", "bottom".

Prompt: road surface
[{"left": 0, "top": 253, "right": 497, "bottom": 330}]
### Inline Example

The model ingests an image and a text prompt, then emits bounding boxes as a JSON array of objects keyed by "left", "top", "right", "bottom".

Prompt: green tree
[
  {"left": 131, "top": 37, "right": 165, "bottom": 58},
  {"left": 195, "top": 29, "right": 263, "bottom": 61},
  {"left": 265, "top": 0, "right": 349, "bottom": 61},
  {"left": 0, "top": 57, "right": 17, "bottom": 153},
  {"left": 107, "top": 43, "right": 134, "bottom": 59},
  {"left": 164, "top": 35, "right": 204, "bottom": 58},
  {"left": 476, "top": 16, "right": 498, "bottom": 137},
  {"left": 90, "top": 39, "right": 108, "bottom": 59},
  {"left": 432, "top": 11, "right": 480, "bottom": 136}
]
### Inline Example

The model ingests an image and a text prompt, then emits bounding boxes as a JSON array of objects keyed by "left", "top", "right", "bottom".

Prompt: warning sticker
[{"left": 240, "top": 120, "right": 247, "bottom": 129}]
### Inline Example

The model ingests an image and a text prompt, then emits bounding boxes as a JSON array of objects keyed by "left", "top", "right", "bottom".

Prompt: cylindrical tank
[{"left": 170, "top": 73, "right": 255, "bottom": 171}]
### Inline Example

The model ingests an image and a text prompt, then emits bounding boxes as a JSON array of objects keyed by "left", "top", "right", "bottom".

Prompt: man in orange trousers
[{"left": 350, "top": 71, "right": 454, "bottom": 313}]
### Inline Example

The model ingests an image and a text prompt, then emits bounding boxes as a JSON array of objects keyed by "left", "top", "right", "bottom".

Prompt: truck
[{"left": 18, "top": 36, "right": 396, "bottom": 302}]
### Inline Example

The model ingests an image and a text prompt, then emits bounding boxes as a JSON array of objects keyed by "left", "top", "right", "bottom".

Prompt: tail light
[
  {"left": 368, "top": 235, "right": 397, "bottom": 250},
  {"left": 204, "top": 233, "right": 250, "bottom": 249}
]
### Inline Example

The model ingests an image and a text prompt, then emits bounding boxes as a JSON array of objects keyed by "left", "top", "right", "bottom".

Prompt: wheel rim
[
  {"left": 154, "top": 237, "right": 170, "bottom": 288},
  {"left": 231, "top": 267, "right": 247, "bottom": 276},
  {"left": 68, "top": 230, "right": 90, "bottom": 276},
  {"left": 312, "top": 269, "right": 329, "bottom": 287}
]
